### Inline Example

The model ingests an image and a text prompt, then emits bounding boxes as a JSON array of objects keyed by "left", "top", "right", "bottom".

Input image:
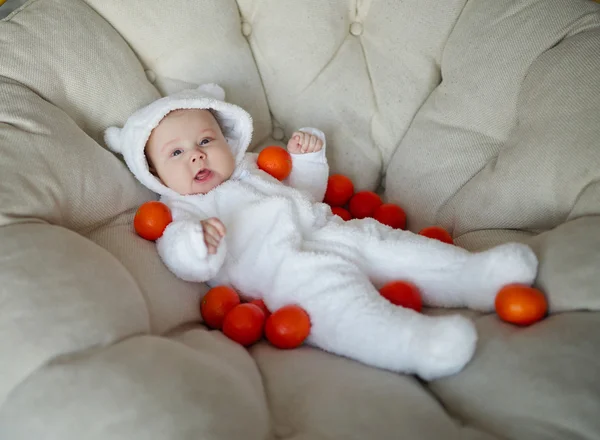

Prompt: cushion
[
  {"left": 387, "top": 0, "right": 600, "bottom": 312},
  {"left": 1, "top": 0, "right": 600, "bottom": 439},
  {"left": 0, "top": 0, "right": 217, "bottom": 336}
]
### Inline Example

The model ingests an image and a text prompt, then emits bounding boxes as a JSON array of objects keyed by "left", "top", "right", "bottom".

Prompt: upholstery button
[
  {"left": 145, "top": 69, "right": 156, "bottom": 83},
  {"left": 241, "top": 22, "right": 252, "bottom": 37},
  {"left": 350, "top": 21, "right": 363, "bottom": 36},
  {"left": 272, "top": 127, "right": 285, "bottom": 141}
]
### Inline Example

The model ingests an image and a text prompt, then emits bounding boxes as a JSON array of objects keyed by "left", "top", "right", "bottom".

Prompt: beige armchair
[{"left": 1, "top": 1, "right": 599, "bottom": 438}]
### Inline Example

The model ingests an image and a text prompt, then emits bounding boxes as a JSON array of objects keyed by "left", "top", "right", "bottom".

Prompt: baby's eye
[
  {"left": 199, "top": 138, "right": 210, "bottom": 146},
  {"left": 171, "top": 149, "right": 183, "bottom": 157}
]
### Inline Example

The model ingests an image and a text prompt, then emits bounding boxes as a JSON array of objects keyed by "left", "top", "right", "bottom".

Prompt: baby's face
[{"left": 146, "top": 109, "right": 235, "bottom": 195}]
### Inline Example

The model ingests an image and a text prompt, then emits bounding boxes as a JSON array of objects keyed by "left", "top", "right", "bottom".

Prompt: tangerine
[
  {"left": 331, "top": 206, "right": 352, "bottom": 221},
  {"left": 419, "top": 226, "right": 454, "bottom": 244},
  {"left": 257, "top": 146, "right": 293, "bottom": 181},
  {"left": 200, "top": 286, "right": 241, "bottom": 329},
  {"left": 495, "top": 284, "right": 548, "bottom": 326},
  {"left": 222, "top": 303, "right": 266, "bottom": 346},
  {"left": 373, "top": 203, "right": 407, "bottom": 230},
  {"left": 324, "top": 174, "right": 354, "bottom": 206},
  {"left": 265, "top": 305, "right": 311, "bottom": 349},
  {"left": 379, "top": 280, "right": 422, "bottom": 312},
  {"left": 134, "top": 201, "right": 172, "bottom": 241},
  {"left": 249, "top": 299, "right": 271, "bottom": 318},
  {"left": 348, "top": 191, "right": 383, "bottom": 219}
]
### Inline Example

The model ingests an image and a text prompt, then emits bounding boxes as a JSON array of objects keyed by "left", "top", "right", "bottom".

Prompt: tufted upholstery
[{"left": 1, "top": 0, "right": 600, "bottom": 439}]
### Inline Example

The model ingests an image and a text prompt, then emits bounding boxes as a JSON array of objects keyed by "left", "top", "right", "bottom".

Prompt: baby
[{"left": 105, "top": 84, "right": 538, "bottom": 380}]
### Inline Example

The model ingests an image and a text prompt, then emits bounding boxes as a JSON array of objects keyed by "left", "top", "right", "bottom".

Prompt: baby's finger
[
  {"left": 204, "top": 219, "right": 224, "bottom": 237},
  {"left": 205, "top": 243, "right": 217, "bottom": 255},
  {"left": 205, "top": 237, "right": 219, "bottom": 251},
  {"left": 204, "top": 224, "right": 222, "bottom": 244},
  {"left": 286, "top": 140, "right": 298, "bottom": 154},
  {"left": 299, "top": 133, "right": 309, "bottom": 153},
  {"left": 313, "top": 138, "right": 323, "bottom": 152},
  {"left": 307, "top": 135, "right": 319, "bottom": 152},
  {"left": 207, "top": 218, "right": 226, "bottom": 236},
  {"left": 302, "top": 134, "right": 317, "bottom": 153},
  {"left": 202, "top": 229, "right": 217, "bottom": 253},
  {"left": 204, "top": 233, "right": 220, "bottom": 252},
  {"left": 294, "top": 131, "right": 304, "bottom": 151}
]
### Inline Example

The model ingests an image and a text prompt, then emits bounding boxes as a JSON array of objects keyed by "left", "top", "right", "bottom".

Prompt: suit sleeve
[
  {"left": 155, "top": 218, "right": 227, "bottom": 283},
  {"left": 285, "top": 127, "right": 330, "bottom": 203}
]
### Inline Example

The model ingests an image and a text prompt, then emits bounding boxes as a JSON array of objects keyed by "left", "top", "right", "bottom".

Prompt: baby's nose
[{"left": 191, "top": 150, "right": 206, "bottom": 163}]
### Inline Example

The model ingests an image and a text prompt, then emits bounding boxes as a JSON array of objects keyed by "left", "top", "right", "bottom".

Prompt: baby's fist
[
  {"left": 201, "top": 217, "right": 226, "bottom": 255},
  {"left": 287, "top": 131, "right": 323, "bottom": 154}
]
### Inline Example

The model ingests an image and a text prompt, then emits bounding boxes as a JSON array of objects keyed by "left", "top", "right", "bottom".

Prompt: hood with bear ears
[{"left": 104, "top": 84, "right": 253, "bottom": 198}]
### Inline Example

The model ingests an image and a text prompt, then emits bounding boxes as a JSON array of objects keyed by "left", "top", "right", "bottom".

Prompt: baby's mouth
[{"left": 194, "top": 169, "right": 213, "bottom": 182}]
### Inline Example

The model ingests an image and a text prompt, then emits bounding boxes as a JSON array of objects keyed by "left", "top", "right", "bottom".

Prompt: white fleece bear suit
[{"left": 105, "top": 84, "right": 538, "bottom": 380}]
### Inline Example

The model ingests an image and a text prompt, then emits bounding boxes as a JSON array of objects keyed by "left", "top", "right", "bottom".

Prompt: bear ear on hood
[
  {"left": 104, "top": 126, "right": 123, "bottom": 153},
  {"left": 196, "top": 83, "right": 226, "bottom": 101}
]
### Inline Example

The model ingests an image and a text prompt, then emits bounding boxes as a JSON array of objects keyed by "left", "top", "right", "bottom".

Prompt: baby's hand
[
  {"left": 201, "top": 217, "right": 226, "bottom": 255},
  {"left": 287, "top": 131, "right": 323, "bottom": 154}
]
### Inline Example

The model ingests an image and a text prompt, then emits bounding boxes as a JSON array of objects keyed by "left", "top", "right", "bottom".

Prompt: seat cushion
[
  {"left": 0, "top": 0, "right": 205, "bottom": 337},
  {"left": 387, "top": 0, "right": 600, "bottom": 313}
]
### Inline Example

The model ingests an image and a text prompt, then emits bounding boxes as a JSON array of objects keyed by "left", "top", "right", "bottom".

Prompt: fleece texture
[{"left": 105, "top": 84, "right": 538, "bottom": 380}]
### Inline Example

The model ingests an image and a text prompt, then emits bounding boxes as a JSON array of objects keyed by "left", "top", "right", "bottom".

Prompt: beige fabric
[
  {"left": 251, "top": 342, "right": 498, "bottom": 440},
  {"left": 0, "top": 224, "right": 148, "bottom": 405},
  {"left": 236, "top": 0, "right": 469, "bottom": 190},
  {"left": 431, "top": 311, "right": 600, "bottom": 440},
  {"left": 0, "top": 0, "right": 208, "bottom": 335},
  {"left": 387, "top": 0, "right": 600, "bottom": 232},
  {"left": 1, "top": 0, "right": 600, "bottom": 439},
  {"left": 0, "top": 0, "right": 160, "bottom": 145},
  {"left": 386, "top": 0, "right": 600, "bottom": 312},
  {"left": 0, "top": 332, "right": 270, "bottom": 440},
  {"left": 84, "top": 0, "right": 273, "bottom": 151}
]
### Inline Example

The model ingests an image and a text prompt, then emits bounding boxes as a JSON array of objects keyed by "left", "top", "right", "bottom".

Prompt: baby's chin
[{"left": 185, "top": 186, "right": 215, "bottom": 196}]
